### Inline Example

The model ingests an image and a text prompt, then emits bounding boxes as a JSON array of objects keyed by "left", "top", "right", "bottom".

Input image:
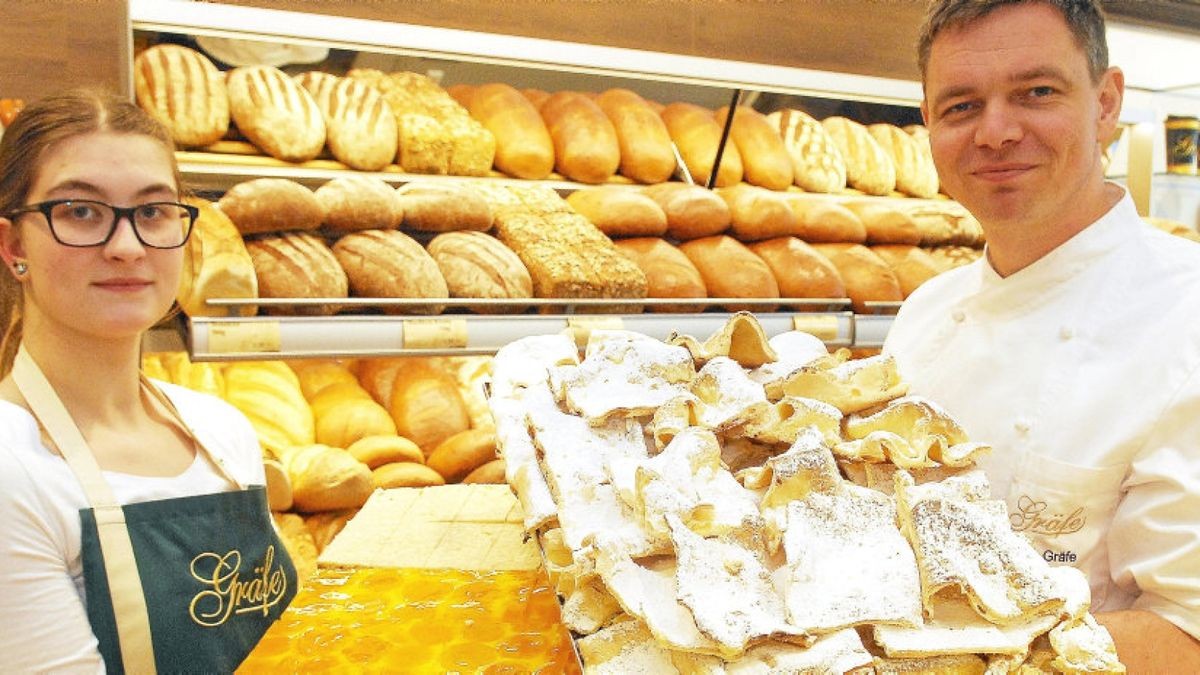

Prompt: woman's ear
[{"left": 0, "top": 217, "right": 27, "bottom": 279}]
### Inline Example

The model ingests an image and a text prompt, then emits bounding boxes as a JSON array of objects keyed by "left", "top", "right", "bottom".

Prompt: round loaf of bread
[
  {"left": 427, "top": 231, "right": 533, "bottom": 314},
  {"left": 346, "top": 434, "right": 424, "bottom": 470},
  {"left": 785, "top": 197, "right": 868, "bottom": 244},
  {"left": 315, "top": 176, "right": 403, "bottom": 233},
  {"left": 613, "top": 237, "right": 707, "bottom": 313},
  {"left": 218, "top": 178, "right": 324, "bottom": 235},
  {"left": 641, "top": 183, "right": 731, "bottom": 241},
  {"left": 871, "top": 244, "right": 942, "bottom": 297},
  {"left": 295, "top": 71, "right": 398, "bottom": 171},
  {"left": 810, "top": 243, "right": 903, "bottom": 313},
  {"left": 227, "top": 65, "right": 326, "bottom": 162},
  {"left": 332, "top": 230, "right": 449, "bottom": 315},
  {"left": 678, "top": 235, "right": 779, "bottom": 312},
  {"left": 244, "top": 232, "right": 349, "bottom": 315},
  {"left": 315, "top": 396, "right": 398, "bottom": 450},
  {"left": 748, "top": 237, "right": 846, "bottom": 304},
  {"left": 134, "top": 44, "right": 229, "bottom": 147},
  {"left": 426, "top": 428, "right": 497, "bottom": 483},
  {"left": 716, "top": 184, "right": 801, "bottom": 242},
  {"left": 395, "top": 181, "right": 493, "bottom": 233},
  {"left": 372, "top": 462, "right": 446, "bottom": 489},
  {"left": 462, "top": 459, "right": 507, "bottom": 484},
  {"left": 566, "top": 186, "right": 668, "bottom": 237},
  {"left": 284, "top": 444, "right": 374, "bottom": 513}
]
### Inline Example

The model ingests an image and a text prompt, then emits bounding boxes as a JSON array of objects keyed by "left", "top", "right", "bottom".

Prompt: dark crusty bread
[
  {"left": 218, "top": 178, "right": 324, "bottom": 236},
  {"left": 245, "top": 232, "right": 348, "bottom": 315}
]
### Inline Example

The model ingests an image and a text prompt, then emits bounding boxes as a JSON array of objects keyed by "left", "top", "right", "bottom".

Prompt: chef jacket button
[
  {"left": 951, "top": 309, "right": 965, "bottom": 323},
  {"left": 1059, "top": 327, "right": 1074, "bottom": 340}
]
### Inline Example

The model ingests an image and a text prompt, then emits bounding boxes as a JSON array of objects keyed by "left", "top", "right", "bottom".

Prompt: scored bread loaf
[
  {"left": 331, "top": 230, "right": 449, "bottom": 315},
  {"left": 717, "top": 106, "right": 794, "bottom": 191},
  {"left": 870, "top": 244, "right": 942, "bottom": 297},
  {"left": 315, "top": 176, "right": 403, "bottom": 233},
  {"left": 468, "top": 82, "right": 555, "bottom": 179},
  {"left": 244, "top": 232, "right": 349, "bottom": 316},
  {"left": 811, "top": 243, "right": 903, "bottom": 312},
  {"left": 388, "top": 362, "right": 471, "bottom": 452},
  {"left": 869, "top": 123, "right": 939, "bottom": 199},
  {"left": 596, "top": 88, "right": 676, "bottom": 184},
  {"left": 133, "top": 44, "right": 229, "bottom": 147},
  {"left": 395, "top": 181, "right": 493, "bottom": 232},
  {"left": 766, "top": 109, "right": 847, "bottom": 193},
  {"left": 218, "top": 178, "right": 324, "bottom": 235},
  {"left": 641, "top": 183, "right": 731, "bottom": 241},
  {"left": 566, "top": 186, "right": 668, "bottom": 237},
  {"left": 227, "top": 65, "right": 326, "bottom": 162},
  {"left": 295, "top": 71, "right": 398, "bottom": 171},
  {"left": 661, "top": 102, "right": 743, "bottom": 187},
  {"left": 785, "top": 196, "right": 868, "bottom": 244},
  {"left": 842, "top": 199, "right": 922, "bottom": 245},
  {"left": 613, "top": 237, "right": 707, "bottom": 313},
  {"left": 283, "top": 444, "right": 374, "bottom": 512},
  {"left": 177, "top": 197, "right": 258, "bottom": 317},
  {"left": 426, "top": 428, "right": 497, "bottom": 483},
  {"left": 539, "top": 91, "right": 621, "bottom": 184},
  {"left": 821, "top": 116, "right": 896, "bottom": 196},
  {"left": 716, "top": 184, "right": 801, "bottom": 242},
  {"left": 748, "top": 237, "right": 847, "bottom": 302},
  {"left": 427, "top": 230, "right": 533, "bottom": 313},
  {"left": 904, "top": 124, "right": 940, "bottom": 195},
  {"left": 678, "top": 235, "right": 779, "bottom": 312}
]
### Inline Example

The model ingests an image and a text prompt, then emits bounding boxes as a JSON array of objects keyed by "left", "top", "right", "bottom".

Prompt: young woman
[{"left": 0, "top": 89, "right": 295, "bottom": 673}]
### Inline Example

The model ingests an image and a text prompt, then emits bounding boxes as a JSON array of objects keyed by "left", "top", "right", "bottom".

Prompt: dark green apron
[{"left": 13, "top": 347, "right": 297, "bottom": 674}]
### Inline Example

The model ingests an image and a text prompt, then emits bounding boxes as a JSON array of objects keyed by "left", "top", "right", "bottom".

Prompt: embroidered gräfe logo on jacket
[
  {"left": 1009, "top": 495, "right": 1086, "bottom": 536},
  {"left": 189, "top": 545, "right": 290, "bottom": 627}
]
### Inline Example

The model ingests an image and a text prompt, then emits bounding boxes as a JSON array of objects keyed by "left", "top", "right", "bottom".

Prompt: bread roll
[
  {"left": 133, "top": 44, "right": 229, "bottom": 147},
  {"left": 395, "top": 181, "right": 493, "bottom": 232},
  {"left": 842, "top": 200, "right": 922, "bottom": 245},
  {"left": 596, "top": 88, "right": 676, "bottom": 184},
  {"left": 332, "top": 230, "right": 449, "bottom": 314},
  {"left": 811, "top": 243, "right": 903, "bottom": 312},
  {"left": 177, "top": 197, "right": 258, "bottom": 317},
  {"left": 355, "top": 358, "right": 405, "bottom": 410},
  {"left": 315, "top": 176, "right": 403, "bottom": 233},
  {"left": 264, "top": 458, "right": 293, "bottom": 511},
  {"left": 346, "top": 434, "right": 424, "bottom": 470},
  {"left": 641, "top": 183, "right": 731, "bottom": 240},
  {"left": 426, "top": 428, "right": 497, "bottom": 483},
  {"left": 427, "top": 231, "right": 533, "bottom": 313},
  {"left": 469, "top": 83, "right": 555, "bottom": 179},
  {"left": 218, "top": 178, "right": 323, "bottom": 235},
  {"left": 821, "top": 117, "right": 897, "bottom": 196},
  {"left": 388, "top": 363, "right": 471, "bottom": 452},
  {"left": 868, "top": 123, "right": 939, "bottom": 199},
  {"left": 227, "top": 65, "right": 326, "bottom": 162},
  {"left": 244, "top": 232, "right": 349, "bottom": 316},
  {"left": 462, "top": 459, "right": 507, "bottom": 484},
  {"left": 766, "top": 109, "right": 847, "bottom": 193},
  {"left": 660, "top": 102, "right": 743, "bottom": 187},
  {"left": 283, "top": 444, "right": 374, "bottom": 512},
  {"left": 678, "top": 235, "right": 779, "bottom": 312},
  {"left": 715, "top": 184, "right": 801, "bottom": 242},
  {"left": 613, "top": 237, "right": 707, "bottom": 313},
  {"left": 716, "top": 106, "right": 793, "bottom": 191},
  {"left": 566, "top": 186, "right": 668, "bottom": 237},
  {"left": 292, "top": 361, "right": 360, "bottom": 400},
  {"left": 785, "top": 197, "right": 868, "bottom": 244},
  {"left": 295, "top": 72, "right": 398, "bottom": 171},
  {"left": 445, "top": 83, "right": 476, "bottom": 108},
  {"left": 539, "top": 91, "right": 620, "bottom": 184},
  {"left": 315, "top": 396, "right": 398, "bottom": 450},
  {"left": 749, "top": 237, "right": 846, "bottom": 303},
  {"left": 373, "top": 462, "right": 446, "bottom": 489},
  {"left": 871, "top": 244, "right": 941, "bottom": 296}
]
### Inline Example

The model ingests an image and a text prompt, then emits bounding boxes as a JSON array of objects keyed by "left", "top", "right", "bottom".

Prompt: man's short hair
[{"left": 917, "top": 0, "right": 1109, "bottom": 82}]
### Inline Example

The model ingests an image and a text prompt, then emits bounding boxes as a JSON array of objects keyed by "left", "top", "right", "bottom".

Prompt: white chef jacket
[{"left": 885, "top": 190, "right": 1200, "bottom": 640}]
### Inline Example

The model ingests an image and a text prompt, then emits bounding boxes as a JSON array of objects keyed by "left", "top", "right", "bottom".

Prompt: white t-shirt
[
  {"left": 0, "top": 380, "right": 265, "bottom": 674},
  {"left": 885, "top": 191, "right": 1200, "bottom": 639}
]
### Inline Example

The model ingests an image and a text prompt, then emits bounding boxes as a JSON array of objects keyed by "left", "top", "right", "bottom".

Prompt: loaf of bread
[
  {"left": 395, "top": 181, "right": 493, "bottom": 232},
  {"left": 133, "top": 44, "right": 229, "bottom": 147},
  {"left": 218, "top": 178, "right": 324, "bottom": 235},
  {"left": 641, "top": 183, "right": 731, "bottom": 240},
  {"left": 222, "top": 361, "right": 314, "bottom": 457},
  {"left": 678, "top": 235, "right": 779, "bottom": 311},
  {"left": 445, "top": 83, "right": 476, "bottom": 109},
  {"left": 388, "top": 362, "right": 472, "bottom": 452},
  {"left": 244, "top": 232, "right": 349, "bottom": 316},
  {"left": 315, "top": 176, "right": 403, "bottom": 233},
  {"left": 785, "top": 196, "right": 868, "bottom": 244},
  {"left": 346, "top": 434, "right": 424, "bottom": 470},
  {"left": 811, "top": 243, "right": 904, "bottom": 312},
  {"left": 291, "top": 360, "right": 360, "bottom": 400},
  {"left": 842, "top": 199, "right": 922, "bottom": 245},
  {"left": 717, "top": 106, "right": 793, "bottom": 191},
  {"left": 427, "top": 230, "right": 533, "bottom": 313},
  {"left": 308, "top": 382, "right": 398, "bottom": 450},
  {"left": 613, "top": 237, "right": 707, "bottom": 313},
  {"left": 566, "top": 186, "right": 668, "bottom": 237},
  {"left": 871, "top": 244, "right": 941, "bottom": 297},
  {"left": 766, "top": 109, "right": 846, "bottom": 193},
  {"left": 283, "top": 444, "right": 374, "bottom": 512},
  {"left": 539, "top": 91, "right": 621, "bottom": 184},
  {"left": 904, "top": 124, "right": 940, "bottom": 194},
  {"left": 426, "top": 428, "right": 497, "bottom": 483},
  {"left": 331, "top": 230, "right": 449, "bottom": 314},
  {"left": 295, "top": 71, "right": 398, "bottom": 171},
  {"left": 716, "top": 184, "right": 801, "bottom": 242},
  {"left": 661, "top": 102, "right": 743, "bottom": 187},
  {"left": 373, "top": 462, "right": 446, "bottom": 489},
  {"left": 177, "top": 197, "right": 258, "bottom": 317},
  {"left": 898, "top": 201, "right": 985, "bottom": 247},
  {"left": 596, "top": 88, "right": 676, "bottom": 184},
  {"left": 869, "top": 123, "right": 939, "bottom": 199},
  {"left": 263, "top": 458, "right": 292, "bottom": 511},
  {"left": 227, "top": 65, "right": 326, "bottom": 162},
  {"left": 749, "top": 237, "right": 847, "bottom": 302},
  {"left": 821, "top": 116, "right": 896, "bottom": 196},
  {"left": 468, "top": 83, "right": 554, "bottom": 179}
]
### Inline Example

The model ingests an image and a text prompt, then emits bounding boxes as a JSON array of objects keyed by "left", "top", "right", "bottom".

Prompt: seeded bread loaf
[
  {"left": 331, "top": 230, "right": 449, "bottom": 315},
  {"left": 227, "top": 65, "right": 326, "bottom": 162},
  {"left": 134, "top": 44, "right": 229, "bottom": 147},
  {"left": 244, "top": 232, "right": 348, "bottom": 315}
]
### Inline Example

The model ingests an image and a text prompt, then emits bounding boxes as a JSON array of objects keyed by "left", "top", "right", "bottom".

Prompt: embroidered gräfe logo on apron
[
  {"left": 1009, "top": 494, "right": 1086, "bottom": 536},
  {"left": 190, "top": 545, "right": 290, "bottom": 627}
]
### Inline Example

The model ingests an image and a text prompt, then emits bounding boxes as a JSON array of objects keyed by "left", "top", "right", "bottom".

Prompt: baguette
[
  {"left": 596, "top": 88, "right": 676, "bottom": 184},
  {"left": 539, "top": 91, "right": 621, "bottom": 184},
  {"left": 661, "top": 102, "right": 743, "bottom": 187},
  {"left": 716, "top": 106, "right": 793, "bottom": 191}
]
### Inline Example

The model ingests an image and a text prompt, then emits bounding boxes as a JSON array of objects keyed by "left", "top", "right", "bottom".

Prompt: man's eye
[
  {"left": 1030, "top": 86, "right": 1055, "bottom": 98},
  {"left": 943, "top": 102, "right": 973, "bottom": 116}
]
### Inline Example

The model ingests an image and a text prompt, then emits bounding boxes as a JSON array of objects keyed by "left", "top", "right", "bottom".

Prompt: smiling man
[{"left": 884, "top": 0, "right": 1200, "bottom": 669}]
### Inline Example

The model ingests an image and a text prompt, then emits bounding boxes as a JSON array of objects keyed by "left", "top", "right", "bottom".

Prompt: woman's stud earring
[{"left": 13, "top": 261, "right": 27, "bottom": 276}]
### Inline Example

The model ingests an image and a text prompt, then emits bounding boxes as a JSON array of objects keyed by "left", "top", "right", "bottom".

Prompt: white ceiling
[{"left": 1108, "top": 21, "right": 1200, "bottom": 96}]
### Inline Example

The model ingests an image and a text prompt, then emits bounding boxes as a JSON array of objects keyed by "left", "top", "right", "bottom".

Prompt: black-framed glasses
[{"left": 7, "top": 199, "right": 197, "bottom": 249}]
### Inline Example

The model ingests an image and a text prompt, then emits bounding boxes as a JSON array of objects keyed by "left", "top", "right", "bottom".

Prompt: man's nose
[{"left": 973, "top": 102, "right": 1023, "bottom": 150}]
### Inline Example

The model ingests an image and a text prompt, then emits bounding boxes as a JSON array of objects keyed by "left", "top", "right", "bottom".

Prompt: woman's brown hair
[{"left": 0, "top": 88, "right": 181, "bottom": 375}]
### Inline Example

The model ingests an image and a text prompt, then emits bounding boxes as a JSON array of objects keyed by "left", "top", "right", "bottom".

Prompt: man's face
[{"left": 921, "top": 2, "right": 1122, "bottom": 230}]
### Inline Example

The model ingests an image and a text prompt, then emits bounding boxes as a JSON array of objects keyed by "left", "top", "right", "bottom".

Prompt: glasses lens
[
  {"left": 48, "top": 200, "right": 113, "bottom": 246},
  {"left": 134, "top": 203, "right": 192, "bottom": 248},
  {"left": 47, "top": 200, "right": 192, "bottom": 248}
]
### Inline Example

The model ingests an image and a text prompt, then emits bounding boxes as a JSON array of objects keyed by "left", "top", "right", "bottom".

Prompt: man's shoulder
[{"left": 897, "top": 260, "right": 979, "bottom": 316}]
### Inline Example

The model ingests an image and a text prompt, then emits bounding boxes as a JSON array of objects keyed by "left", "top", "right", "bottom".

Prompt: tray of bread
[{"left": 487, "top": 312, "right": 1125, "bottom": 674}]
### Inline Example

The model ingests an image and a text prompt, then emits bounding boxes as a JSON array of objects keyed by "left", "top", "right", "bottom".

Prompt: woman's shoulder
[{"left": 151, "top": 380, "right": 264, "bottom": 474}]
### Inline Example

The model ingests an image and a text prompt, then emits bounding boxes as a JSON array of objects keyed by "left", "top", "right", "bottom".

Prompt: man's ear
[{"left": 1096, "top": 66, "right": 1125, "bottom": 140}]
